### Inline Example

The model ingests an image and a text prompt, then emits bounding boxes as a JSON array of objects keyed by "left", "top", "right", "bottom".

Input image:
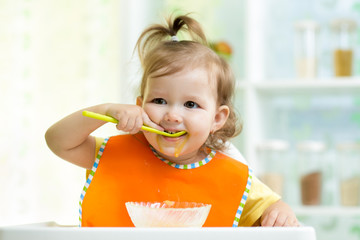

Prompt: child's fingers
[
  {"left": 117, "top": 116, "right": 142, "bottom": 134},
  {"left": 128, "top": 116, "right": 143, "bottom": 134},
  {"left": 262, "top": 211, "right": 299, "bottom": 227},
  {"left": 116, "top": 116, "right": 134, "bottom": 132},
  {"left": 273, "top": 213, "right": 288, "bottom": 227},
  {"left": 116, "top": 117, "right": 128, "bottom": 130},
  {"left": 285, "top": 217, "right": 300, "bottom": 227},
  {"left": 141, "top": 111, "right": 163, "bottom": 131},
  {"left": 123, "top": 117, "right": 137, "bottom": 132},
  {"left": 261, "top": 211, "right": 277, "bottom": 227},
  {"left": 260, "top": 200, "right": 299, "bottom": 227},
  {"left": 113, "top": 106, "right": 143, "bottom": 132}
]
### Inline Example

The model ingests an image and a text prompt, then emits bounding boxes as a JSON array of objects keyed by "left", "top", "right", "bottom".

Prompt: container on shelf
[
  {"left": 296, "top": 141, "right": 326, "bottom": 206},
  {"left": 294, "top": 20, "right": 320, "bottom": 79},
  {"left": 336, "top": 142, "right": 360, "bottom": 206},
  {"left": 331, "top": 19, "right": 357, "bottom": 77},
  {"left": 256, "top": 140, "right": 289, "bottom": 196}
]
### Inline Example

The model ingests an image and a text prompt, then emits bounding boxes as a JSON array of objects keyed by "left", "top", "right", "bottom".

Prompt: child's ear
[
  {"left": 212, "top": 105, "right": 230, "bottom": 133},
  {"left": 136, "top": 96, "right": 143, "bottom": 107}
]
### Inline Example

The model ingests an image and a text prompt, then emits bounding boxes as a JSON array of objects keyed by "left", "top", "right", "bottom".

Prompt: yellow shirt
[{"left": 92, "top": 137, "right": 280, "bottom": 226}]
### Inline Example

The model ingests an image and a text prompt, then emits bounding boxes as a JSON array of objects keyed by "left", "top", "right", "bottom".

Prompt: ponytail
[{"left": 136, "top": 14, "right": 207, "bottom": 67}]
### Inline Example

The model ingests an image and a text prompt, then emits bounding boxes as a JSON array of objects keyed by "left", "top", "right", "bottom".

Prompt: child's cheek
[{"left": 144, "top": 105, "right": 162, "bottom": 124}]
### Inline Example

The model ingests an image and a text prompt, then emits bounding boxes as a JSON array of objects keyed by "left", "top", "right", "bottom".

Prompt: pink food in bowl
[{"left": 125, "top": 201, "right": 211, "bottom": 227}]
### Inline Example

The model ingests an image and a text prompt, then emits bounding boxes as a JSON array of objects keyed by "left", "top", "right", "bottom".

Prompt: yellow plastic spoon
[{"left": 82, "top": 110, "right": 187, "bottom": 138}]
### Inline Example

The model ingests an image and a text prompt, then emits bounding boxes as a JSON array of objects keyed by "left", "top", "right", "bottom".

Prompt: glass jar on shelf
[
  {"left": 294, "top": 20, "right": 320, "bottom": 79},
  {"left": 256, "top": 140, "right": 289, "bottom": 196},
  {"left": 336, "top": 142, "right": 360, "bottom": 206},
  {"left": 296, "top": 141, "right": 326, "bottom": 206},
  {"left": 331, "top": 19, "right": 357, "bottom": 77}
]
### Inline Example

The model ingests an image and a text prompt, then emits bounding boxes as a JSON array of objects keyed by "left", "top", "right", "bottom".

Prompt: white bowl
[{"left": 125, "top": 201, "right": 211, "bottom": 227}]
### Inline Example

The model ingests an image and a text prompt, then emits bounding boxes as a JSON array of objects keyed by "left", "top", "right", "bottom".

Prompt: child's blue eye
[
  {"left": 152, "top": 98, "right": 167, "bottom": 104},
  {"left": 184, "top": 101, "right": 199, "bottom": 109}
]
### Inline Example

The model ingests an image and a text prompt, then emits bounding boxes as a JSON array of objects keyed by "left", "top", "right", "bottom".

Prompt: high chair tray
[{"left": 0, "top": 222, "right": 316, "bottom": 240}]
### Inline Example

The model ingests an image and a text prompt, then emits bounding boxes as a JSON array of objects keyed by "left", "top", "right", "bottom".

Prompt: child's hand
[
  {"left": 107, "top": 104, "right": 163, "bottom": 134},
  {"left": 260, "top": 200, "right": 299, "bottom": 227}
]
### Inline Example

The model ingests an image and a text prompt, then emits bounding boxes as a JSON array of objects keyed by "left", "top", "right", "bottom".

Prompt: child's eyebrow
[
  {"left": 146, "top": 91, "right": 166, "bottom": 98},
  {"left": 183, "top": 94, "right": 206, "bottom": 103}
]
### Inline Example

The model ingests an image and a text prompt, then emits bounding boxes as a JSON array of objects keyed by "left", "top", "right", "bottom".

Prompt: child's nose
[{"left": 164, "top": 110, "right": 182, "bottom": 123}]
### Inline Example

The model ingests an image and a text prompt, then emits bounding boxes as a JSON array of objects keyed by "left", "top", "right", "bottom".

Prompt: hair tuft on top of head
[{"left": 135, "top": 13, "right": 207, "bottom": 66}]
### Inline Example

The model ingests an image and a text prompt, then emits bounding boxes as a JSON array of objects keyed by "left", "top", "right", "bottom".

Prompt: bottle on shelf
[
  {"left": 331, "top": 19, "right": 357, "bottom": 77},
  {"left": 296, "top": 141, "right": 326, "bottom": 206},
  {"left": 337, "top": 142, "right": 360, "bottom": 206},
  {"left": 294, "top": 20, "right": 320, "bottom": 79},
  {"left": 256, "top": 140, "right": 289, "bottom": 196}
]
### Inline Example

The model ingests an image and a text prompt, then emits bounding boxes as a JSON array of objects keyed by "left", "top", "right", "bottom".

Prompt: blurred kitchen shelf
[
  {"left": 235, "top": 4, "right": 360, "bottom": 237},
  {"left": 236, "top": 77, "right": 360, "bottom": 94},
  {"left": 293, "top": 206, "right": 360, "bottom": 217}
]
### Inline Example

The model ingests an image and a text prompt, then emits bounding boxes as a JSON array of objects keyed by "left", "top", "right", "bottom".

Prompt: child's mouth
[
  {"left": 163, "top": 129, "right": 188, "bottom": 137},
  {"left": 164, "top": 130, "right": 181, "bottom": 134}
]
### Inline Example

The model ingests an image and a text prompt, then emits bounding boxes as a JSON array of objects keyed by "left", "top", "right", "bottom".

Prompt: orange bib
[{"left": 79, "top": 134, "right": 252, "bottom": 227}]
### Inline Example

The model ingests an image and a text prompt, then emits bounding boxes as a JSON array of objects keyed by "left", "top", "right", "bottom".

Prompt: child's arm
[
  {"left": 260, "top": 200, "right": 299, "bottom": 227},
  {"left": 45, "top": 103, "right": 162, "bottom": 169}
]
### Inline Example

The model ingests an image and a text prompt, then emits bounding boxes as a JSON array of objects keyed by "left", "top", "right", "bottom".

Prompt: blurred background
[{"left": 0, "top": 0, "right": 359, "bottom": 239}]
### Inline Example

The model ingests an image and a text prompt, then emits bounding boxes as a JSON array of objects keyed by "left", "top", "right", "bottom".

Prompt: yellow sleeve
[
  {"left": 95, "top": 137, "right": 105, "bottom": 156},
  {"left": 238, "top": 176, "right": 281, "bottom": 226},
  {"left": 85, "top": 137, "right": 105, "bottom": 178}
]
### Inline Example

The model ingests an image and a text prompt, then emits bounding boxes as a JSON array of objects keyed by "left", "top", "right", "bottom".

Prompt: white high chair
[{"left": 0, "top": 221, "right": 317, "bottom": 240}]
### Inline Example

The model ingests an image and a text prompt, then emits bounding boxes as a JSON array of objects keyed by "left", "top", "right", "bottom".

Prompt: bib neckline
[{"left": 149, "top": 146, "right": 216, "bottom": 169}]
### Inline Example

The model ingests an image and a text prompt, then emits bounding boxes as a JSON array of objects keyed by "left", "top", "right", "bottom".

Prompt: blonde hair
[{"left": 135, "top": 14, "right": 242, "bottom": 150}]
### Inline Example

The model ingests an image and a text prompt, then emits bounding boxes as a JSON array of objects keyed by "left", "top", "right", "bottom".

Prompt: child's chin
[
  {"left": 156, "top": 149, "right": 177, "bottom": 158},
  {"left": 153, "top": 147, "right": 184, "bottom": 159}
]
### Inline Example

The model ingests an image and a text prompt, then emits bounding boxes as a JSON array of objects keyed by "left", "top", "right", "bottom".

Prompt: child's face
[{"left": 138, "top": 67, "right": 229, "bottom": 164}]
